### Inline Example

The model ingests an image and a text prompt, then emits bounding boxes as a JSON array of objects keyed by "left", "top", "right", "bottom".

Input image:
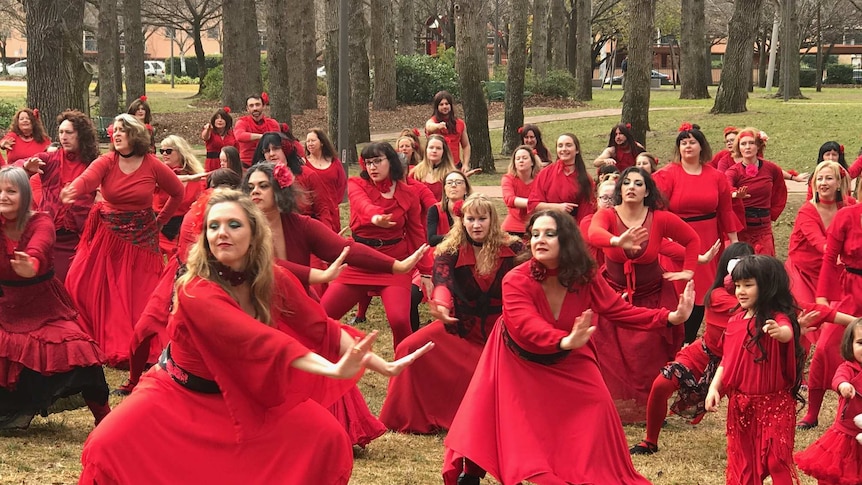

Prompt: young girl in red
[
  {"left": 705, "top": 255, "right": 805, "bottom": 485},
  {"left": 796, "top": 318, "right": 862, "bottom": 485}
]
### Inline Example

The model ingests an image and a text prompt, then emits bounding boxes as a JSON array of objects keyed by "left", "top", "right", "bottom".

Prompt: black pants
[
  {"left": 684, "top": 305, "right": 705, "bottom": 345},
  {"left": 0, "top": 366, "right": 109, "bottom": 417}
]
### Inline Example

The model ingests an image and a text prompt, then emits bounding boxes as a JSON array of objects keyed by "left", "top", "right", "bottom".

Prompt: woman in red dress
[
  {"left": 635, "top": 152, "right": 659, "bottom": 174},
  {"left": 593, "top": 123, "right": 645, "bottom": 173},
  {"left": 528, "top": 132, "right": 596, "bottom": 223},
  {"left": 501, "top": 145, "right": 537, "bottom": 238},
  {"left": 154, "top": 135, "right": 206, "bottom": 256},
  {"left": 587, "top": 167, "right": 700, "bottom": 423},
  {"left": 61, "top": 114, "right": 184, "bottom": 368},
  {"left": 127, "top": 96, "right": 156, "bottom": 152},
  {"left": 410, "top": 134, "right": 458, "bottom": 201},
  {"left": 380, "top": 193, "right": 525, "bottom": 433},
  {"left": 200, "top": 107, "right": 236, "bottom": 173},
  {"left": 425, "top": 90, "right": 470, "bottom": 169},
  {"left": 304, "top": 128, "right": 346, "bottom": 232},
  {"left": 1, "top": 108, "right": 51, "bottom": 206},
  {"left": 724, "top": 128, "right": 787, "bottom": 256},
  {"left": 519, "top": 124, "right": 551, "bottom": 168},
  {"left": 17, "top": 110, "right": 98, "bottom": 282},
  {"left": 443, "top": 209, "right": 694, "bottom": 485},
  {"left": 709, "top": 126, "right": 738, "bottom": 171},
  {"left": 0, "top": 167, "right": 109, "bottom": 430},
  {"left": 653, "top": 122, "right": 742, "bottom": 344},
  {"left": 79, "top": 190, "right": 380, "bottom": 485}
]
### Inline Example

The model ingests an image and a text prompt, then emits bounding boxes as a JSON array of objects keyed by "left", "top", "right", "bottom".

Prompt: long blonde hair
[
  {"left": 436, "top": 193, "right": 519, "bottom": 275},
  {"left": 811, "top": 160, "right": 851, "bottom": 205},
  {"left": 161, "top": 135, "right": 204, "bottom": 174},
  {"left": 176, "top": 189, "right": 275, "bottom": 325},
  {"left": 412, "top": 134, "right": 456, "bottom": 183}
]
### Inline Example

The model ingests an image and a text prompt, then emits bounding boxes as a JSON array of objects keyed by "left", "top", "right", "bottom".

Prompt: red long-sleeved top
[
  {"left": 233, "top": 115, "right": 280, "bottom": 165},
  {"left": 725, "top": 159, "right": 787, "bottom": 222},
  {"left": 527, "top": 160, "right": 595, "bottom": 223},
  {"left": 501, "top": 173, "right": 533, "bottom": 233}
]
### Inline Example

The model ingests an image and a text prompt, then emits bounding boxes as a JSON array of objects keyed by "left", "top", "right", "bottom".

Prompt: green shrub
[
  {"left": 484, "top": 80, "right": 506, "bottom": 101},
  {"left": 164, "top": 54, "right": 223, "bottom": 78},
  {"left": 799, "top": 68, "right": 817, "bottom": 87},
  {"left": 825, "top": 64, "right": 853, "bottom": 84},
  {"left": 202, "top": 65, "right": 223, "bottom": 100},
  {"left": 436, "top": 47, "right": 456, "bottom": 69},
  {"left": 527, "top": 69, "right": 576, "bottom": 98},
  {"left": 0, "top": 100, "right": 17, "bottom": 130},
  {"left": 395, "top": 54, "right": 459, "bottom": 104}
]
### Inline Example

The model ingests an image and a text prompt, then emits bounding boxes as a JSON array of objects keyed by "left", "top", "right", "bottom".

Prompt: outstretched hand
[
  {"left": 613, "top": 226, "right": 649, "bottom": 251},
  {"left": 559, "top": 310, "right": 595, "bottom": 350},
  {"left": 668, "top": 280, "right": 695, "bottom": 325},
  {"left": 698, "top": 239, "right": 722, "bottom": 264},
  {"left": 319, "top": 247, "right": 349, "bottom": 283},
  {"left": 373, "top": 341, "right": 436, "bottom": 377},
  {"left": 393, "top": 244, "right": 429, "bottom": 274},
  {"left": 9, "top": 251, "right": 37, "bottom": 278},
  {"left": 762, "top": 319, "right": 792, "bottom": 343},
  {"left": 429, "top": 300, "right": 458, "bottom": 324},
  {"left": 330, "top": 331, "right": 378, "bottom": 379}
]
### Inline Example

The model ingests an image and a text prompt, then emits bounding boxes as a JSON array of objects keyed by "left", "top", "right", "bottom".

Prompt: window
[{"left": 83, "top": 32, "right": 96, "bottom": 52}]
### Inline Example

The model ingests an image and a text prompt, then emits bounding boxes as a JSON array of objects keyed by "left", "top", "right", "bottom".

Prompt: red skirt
[
  {"left": 785, "top": 258, "right": 821, "bottom": 346},
  {"left": 795, "top": 427, "right": 862, "bottom": 485},
  {"left": 79, "top": 369, "right": 353, "bottom": 485},
  {"left": 54, "top": 230, "right": 80, "bottom": 284},
  {"left": 380, "top": 321, "right": 485, "bottom": 433},
  {"left": 326, "top": 386, "right": 386, "bottom": 448},
  {"left": 66, "top": 206, "right": 164, "bottom": 368}
]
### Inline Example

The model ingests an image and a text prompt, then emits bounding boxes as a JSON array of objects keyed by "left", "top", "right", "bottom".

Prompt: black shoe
[
  {"left": 629, "top": 440, "right": 659, "bottom": 455},
  {"left": 349, "top": 316, "right": 367, "bottom": 325},
  {"left": 796, "top": 419, "right": 818, "bottom": 430},
  {"left": 0, "top": 411, "right": 35, "bottom": 431},
  {"left": 457, "top": 473, "right": 480, "bottom": 485},
  {"left": 110, "top": 380, "right": 135, "bottom": 396}
]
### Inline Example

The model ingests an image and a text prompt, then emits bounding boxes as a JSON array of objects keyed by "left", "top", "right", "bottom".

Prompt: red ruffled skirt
[{"left": 796, "top": 427, "right": 862, "bottom": 485}]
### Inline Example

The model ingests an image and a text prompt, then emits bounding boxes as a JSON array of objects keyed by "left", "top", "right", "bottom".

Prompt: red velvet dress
[
  {"left": 153, "top": 174, "right": 205, "bottom": 256},
  {"left": 796, "top": 361, "right": 862, "bottom": 485},
  {"left": 442, "top": 260, "right": 671, "bottom": 485},
  {"left": 725, "top": 159, "right": 787, "bottom": 256},
  {"left": 719, "top": 313, "right": 800, "bottom": 485},
  {"left": 0, "top": 212, "right": 105, "bottom": 417},
  {"left": 203, "top": 129, "right": 236, "bottom": 172},
  {"left": 296, "top": 167, "right": 336, "bottom": 232},
  {"left": 3, "top": 133, "right": 51, "bottom": 206},
  {"left": 588, "top": 208, "right": 699, "bottom": 423},
  {"left": 427, "top": 117, "right": 466, "bottom": 166},
  {"left": 408, "top": 166, "right": 444, "bottom": 202},
  {"left": 379, "top": 241, "right": 523, "bottom": 433},
  {"left": 65, "top": 153, "right": 184, "bottom": 367},
  {"left": 501, "top": 173, "right": 532, "bottom": 234},
  {"left": 653, "top": 163, "right": 742, "bottom": 305},
  {"left": 527, "top": 159, "right": 596, "bottom": 224},
  {"left": 304, "top": 157, "right": 347, "bottom": 232},
  {"left": 79, "top": 272, "right": 355, "bottom": 485},
  {"left": 233, "top": 115, "right": 280, "bottom": 166}
]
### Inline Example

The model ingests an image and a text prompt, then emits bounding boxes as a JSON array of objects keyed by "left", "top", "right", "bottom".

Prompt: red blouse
[
  {"left": 527, "top": 160, "right": 596, "bottom": 223},
  {"left": 501, "top": 173, "right": 533, "bottom": 233}
]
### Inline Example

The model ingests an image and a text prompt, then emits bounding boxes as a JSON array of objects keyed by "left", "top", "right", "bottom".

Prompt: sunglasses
[{"left": 159, "top": 148, "right": 174, "bottom": 155}]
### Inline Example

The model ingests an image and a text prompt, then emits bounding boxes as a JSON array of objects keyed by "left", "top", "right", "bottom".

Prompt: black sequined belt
[
  {"left": 501, "top": 320, "right": 570, "bottom": 365},
  {"left": 159, "top": 343, "right": 220, "bottom": 394},
  {"left": 206, "top": 151, "right": 220, "bottom": 158},
  {"left": 353, "top": 235, "right": 403, "bottom": 248},
  {"left": 846, "top": 266, "right": 862, "bottom": 276},
  {"left": 681, "top": 212, "right": 716, "bottom": 223},
  {"left": 0, "top": 270, "right": 55, "bottom": 297}
]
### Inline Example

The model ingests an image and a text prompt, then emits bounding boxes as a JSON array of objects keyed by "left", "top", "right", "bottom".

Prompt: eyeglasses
[
  {"left": 598, "top": 195, "right": 614, "bottom": 203},
  {"left": 159, "top": 148, "right": 174, "bottom": 155},
  {"left": 364, "top": 156, "right": 387, "bottom": 167},
  {"left": 445, "top": 179, "right": 465, "bottom": 187}
]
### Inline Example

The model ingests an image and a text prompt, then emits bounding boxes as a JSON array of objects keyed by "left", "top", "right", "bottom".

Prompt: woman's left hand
[
  {"left": 373, "top": 341, "right": 436, "bottom": 377},
  {"left": 462, "top": 167, "right": 482, "bottom": 177},
  {"left": 762, "top": 319, "right": 792, "bottom": 343},
  {"left": 330, "top": 331, "right": 378, "bottom": 378},
  {"left": 392, "top": 244, "right": 429, "bottom": 274},
  {"left": 559, "top": 310, "right": 595, "bottom": 350},
  {"left": 698, "top": 239, "right": 722, "bottom": 264},
  {"left": 668, "top": 280, "right": 695, "bottom": 325},
  {"left": 793, "top": 172, "right": 811, "bottom": 183},
  {"left": 663, "top": 270, "right": 694, "bottom": 281},
  {"left": 9, "top": 251, "right": 37, "bottom": 278}
]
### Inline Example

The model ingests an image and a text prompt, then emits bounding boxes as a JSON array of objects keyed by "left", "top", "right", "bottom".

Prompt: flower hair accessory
[
  {"left": 412, "top": 127, "right": 420, "bottom": 137},
  {"left": 678, "top": 122, "right": 693, "bottom": 133},
  {"left": 841, "top": 144, "right": 845, "bottom": 154},
  {"left": 758, "top": 131, "right": 769, "bottom": 144},
  {"left": 261, "top": 92, "right": 270, "bottom": 105},
  {"left": 625, "top": 123, "right": 632, "bottom": 129},
  {"left": 32, "top": 108, "right": 39, "bottom": 119},
  {"left": 272, "top": 162, "right": 294, "bottom": 188},
  {"left": 223, "top": 106, "right": 231, "bottom": 114},
  {"left": 452, "top": 200, "right": 464, "bottom": 218},
  {"left": 358, "top": 156, "right": 367, "bottom": 172},
  {"left": 727, "top": 258, "right": 740, "bottom": 275},
  {"left": 139, "top": 95, "right": 147, "bottom": 102},
  {"left": 518, "top": 126, "right": 524, "bottom": 134},
  {"left": 280, "top": 122, "right": 291, "bottom": 134}
]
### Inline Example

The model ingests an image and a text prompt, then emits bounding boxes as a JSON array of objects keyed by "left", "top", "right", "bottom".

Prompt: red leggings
[
  {"left": 643, "top": 373, "right": 680, "bottom": 445},
  {"left": 320, "top": 282, "right": 413, "bottom": 348}
]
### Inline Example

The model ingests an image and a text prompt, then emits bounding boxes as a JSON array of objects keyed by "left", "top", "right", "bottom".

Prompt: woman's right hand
[
  {"left": 371, "top": 213, "right": 396, "bottom": 228},
  {"left": 611, "top": 226, "right": 649, "bottom": 251},
  {"left": 698, "top": 239, "right": 722, "bottom": 264},
  {"left": 705, "top": 387, "right": 721, "bottom": 412},
  {"left": 60, "top": 184, "right": 78, "bottom": 204},
  {"left": 559, "top": 310, "right": 595, "bottom": 350},
  {"left": 839, "top": 382, "right": 857, "bottom": 399},
  {"left": 429, "top": 300, "right": 458, "bottom": 324},
  {"left": 392, "top": 244, "right": 429, "bottom": 274},
  {"left": 0, "top": 136, "right": 14, "bottom": 150},
  {"left": 556, "top": 202, "right": 577, "bottom": 214},
  {"left": 330, "top": 331, "right": 378, "bottom": 378},
  {"left": 668, "top": 280, "right": 696, "bottom": 325},
  {"left": 23, "top": 156, "right": 45, "bottom": 175}
]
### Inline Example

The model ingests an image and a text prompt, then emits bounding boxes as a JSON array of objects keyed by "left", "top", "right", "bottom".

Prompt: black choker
[
  {"left": 214, "top": 262, "right": 250, "bottom": 286},
  {"left": 466, "top": 234, "right": 484, "bottom": 247},
  {"left": 118, "top": 150, "right": 136, "bottom": 158}
]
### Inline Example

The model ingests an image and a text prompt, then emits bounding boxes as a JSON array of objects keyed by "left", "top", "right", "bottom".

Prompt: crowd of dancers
[{"left": 1, "top": 90, "right": 862, "bottom": 484}]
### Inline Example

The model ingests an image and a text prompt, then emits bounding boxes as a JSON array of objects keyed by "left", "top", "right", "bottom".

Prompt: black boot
[{"left": 457, "top": 472, "right": 480, "bottom": 485}]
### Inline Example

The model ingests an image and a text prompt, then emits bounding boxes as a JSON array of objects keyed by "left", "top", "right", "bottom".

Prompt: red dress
[
  {"left": 442, "top": 260, "right": 671, "bottom": 485},
  {"left": 4, "top": 134, "right": 52, "bottom": 207},
  {"left": 203, "top": 129, "right": 236, "bottom": 172},
  {"left": 408, "top": 166, "right": 444, "bottom": 202},
  {"left": 233, "top": 115, "right": 280, "bottom": 166},
  {"left": 527, "top": 159, "right": 596, "bottom": 224},
  {"left": 0, "top": 212, "right": 105, "bottom": 413},
  {"left": 65, "top": 152, "right": 184, "bottom": 367},
  {"left": 427, "top": 117, "right": 466, "bottom": 166},
  {"left": 304, "top": 157, "right": 347, "bottom": 232},
  {"left": 796, "top": 361, "right": 862, "bottom": 485},
  {"left": 296, "top": 167, "right": 336, "bottom": 232},
  {"left": 719, "top": 312, "right": 800, "bottom": 485},
  {"left": 79, "top": 273, "right": 355, "bottom": 485},
  {"left": 501, "top": 173, "right": 532, "bottom": 234},
  {"left": 725, "top": 159, "right": 787, "bottom": 256},
  {"left": 653, "top": 163, "right": 742, "bottom": 305},
  {"left": 379, "top": 241, "right": 523, "bottom": 433},
  {"left": 588, "top": 208, "right": 699, "bottom": 423}
]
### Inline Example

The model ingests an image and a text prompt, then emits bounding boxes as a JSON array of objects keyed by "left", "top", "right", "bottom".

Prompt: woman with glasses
[
  {"left": 154, "top": 135, "right": 206, "bottom": 256},
  {"left": 587, "top": 167, "right": 700, "bottom": 424},
  {"left": 501, "top": 145, "right": 537, "bottom": 238}
]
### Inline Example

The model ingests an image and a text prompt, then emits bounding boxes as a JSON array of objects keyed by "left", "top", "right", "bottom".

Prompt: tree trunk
[
  {"left": 222, "top": 0, "right": 262, "bottom": 111},
  {"left": 283, "top": 0, "right": 302, "bottom": 113},
  {"left": 265, "top": 0, "right": 292, "bottom": 124},
  {"left": 620, "top": 0, "right": 654, "bottom": 145},
  {"left": 502, "top": 0, "right": 528, "bottom": 156},
  {"left": 779, "top": 0, "right": 803, "bottom": 99},
  {"left": 299, "top": 0, "right": 318, "bottom": 109},
  {"left": 757, "top": 25, "right": 768, "bottom": 88},
  {"left": 573, "top": 0, "right": 591, "bottom": 100},
  {"left": 549, "top": 0, "right": 567, "bottom": 71},
  {"left": 347, "top": 0, "right": 371, "bottom": 164},
  {"left": 396, "top": 0, "right": 415, "bottom": 54},
  {"left": 711, "top": 0, "right": 763, "bottom": 113},
  {"left": 192, "top": 20, "right": 207, "bottom": 97},
  {"left": 25, "top": 0, "right": 90, "bottom": 135},
  {"left": 97, "top": 0, "right": 119, "bottom": 117},
  {"left": 324, "top": 0, "right": 339, "bottom": 147},
  {"left": 371, "top": 0, "right": 397, "bottom": 110},
  {"left": 679, "top": 0, "right": 709, "bottom": 99},
  {"left": 455, "top": 0, "right": 493, "bottom": 173},
  {"left": 532, "top": 0, "right": 549, "bottom": 78},
  {"left": 123, "top": 0, "right": 146, "bottom": 103},
  {"left": 566, "top": 0, "right": 576, "bottom": 76}
]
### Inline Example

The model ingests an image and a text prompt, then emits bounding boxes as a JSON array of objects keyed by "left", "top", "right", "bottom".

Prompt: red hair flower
[
  {"left": 412, "top": 127, "right": 420, "bottom": 138},
  {"left": 261, "top": 92, "right": 270, "bottom": 105},
  {"left": 358, "top": 156, "right": 367, "bottom": 172},
  {"left": 223, "top": 106, "right": 231, "bottom": 114},
  {"left": 32, "top": 108, "right": 39, "bottom": 119},
  {"left": 140, "top": 95, "right": 147, "bottom": 102},
  {"left": 625, "top": 123, "right": 632, "bottom": 129},
  {"left": 452, "top": 200, "right": 464, "bottom": 218},
  {"left": 678, "top": 122, "right": 693, "bottom": 132},
  {"left": 840, "top": 144, "right": 845, "bottom": 154},
  {"left": 280, "top": 122, "right": 291, "bottom": 134},
  {"left": 518, "top": 126, "right": 524, "bottom": 134},
  {"left": 272, "top": 162, "right": 294, "bottom": 188}
]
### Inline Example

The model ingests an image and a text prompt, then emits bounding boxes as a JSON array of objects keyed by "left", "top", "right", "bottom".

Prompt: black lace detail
[{"left": 660, "top": 340, "right": 721, "bottom": 421}]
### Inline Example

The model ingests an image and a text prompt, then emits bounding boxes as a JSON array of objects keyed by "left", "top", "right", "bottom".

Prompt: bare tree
[
  {"left": 298, "top": 0, "right": 318, "bottom": 109},
  {"left": 396, "top": 0, "right": 416, "bottom": 54},
  {"left": 324, "top": 0, "right": 339, "bottom": 145},
  {"left": 124, "top": 0, "right": 146, "bottom": 103},
  {"left": 455, "top": 0, "right": 493, "bottom": 173},
  {"left": 348, "top": 0, "right": 371, "bottom": 163},
  {"left": 264, "top": 0, "right": 292, "bottom": 124},
  {"left": 98, "top": 0, "right": 120, "bottom": 117},
  {"left": 778, "top": 0, "right": 804, "bottom": 99},
  {"left": 621, "top": 0, "right": 655, "bottom": 144},
  {"left": 573, "top": 0, "right": 591, "bottom": 100},
  {"left": 0, "top": 0, "right": 25, "bottom": 74},
  {"left": 222, "top": 0, "right": 261, "bottom": 111},
  {"left": 502, "top": 0, "right": 528, "bottom": 155},
  {"left": 371, "top": 0, "right": 397, "bottom": 110},
  {"left": 549, "top": 0, "right": 568, "bottom": 70},
  {"left": 711, "top": 0, "right": 765, "bottom": 113},
  {"left": 533, "top": 0, "right": 549, "bottom": 78},
  {"left": 679, "top": 0, "right": 710, "bottom": 98}
]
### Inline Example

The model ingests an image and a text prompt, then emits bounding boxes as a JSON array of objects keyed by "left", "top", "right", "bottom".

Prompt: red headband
[
  {"left": 737, "top": 130, "right": 757, "bottom": 140},
  {"left": 723, "top": 126, "right": 738, "bottom": 137}
]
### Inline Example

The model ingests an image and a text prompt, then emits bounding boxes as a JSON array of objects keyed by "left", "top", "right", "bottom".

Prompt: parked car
[
  {"left": 605, "top": 69, "right": 672, "bottom": 85},
  {"left": 144, "top": 61, "right": 166, "bottom": 77},
  {"left": 5, "top": 59, "right": 27, "bottom": 77}
]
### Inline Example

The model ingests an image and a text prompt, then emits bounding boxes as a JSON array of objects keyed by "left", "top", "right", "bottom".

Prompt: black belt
[
  {"left": 681, "top": 212, "right": 716, "bottom": 223},
  {"left": 846, "top": 266, "right": 862, "bottom": 276},
  {"left": 501, "top": 321, "right": 570, "bottom": 365},
  {"left": 206, "top": 151, "right": 220, "bottom": 158},
  {"left": 353, "top": 235, "right": 403, "bottom": 248},
  {"left": 159, "top": 343, "right": 221, "bottom": 394},
  {"left": 745, "top": 207, "right": 770, "bottom": 218},
  {"left": 0, "top": 269, "right": 56, "bottom": 297}
]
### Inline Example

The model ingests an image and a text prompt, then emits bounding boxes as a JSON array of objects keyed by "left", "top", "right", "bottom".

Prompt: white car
[
  {"left": 144, "top": 61, "right": 165, "bottom": 77},
  {"left": 5, "top": 59, "right": 26, "bottom": 77}
]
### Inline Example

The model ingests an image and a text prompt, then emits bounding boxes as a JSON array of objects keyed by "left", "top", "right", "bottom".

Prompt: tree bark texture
[
  {"left": 396, "top": 0, "right": 416, "bottom": 54},
  {"left": 711, "top": 0, "right": 763, "bottom": 113},
  {"left": 284, "top": 0, "right": 302, "bottom": 113},
  {"left": 779, "top": 0, "right": 803, "bottom": 99},
  {"left": 620, "top": 0, "right": 654, "bottom": 145},
  {"left": 222, "top": 0, "right": 262, "bottom": 111},
  {"left": 566, "top": 0, "right": 576, "bottom": 76},
  {"left": 371, "top": 0, "right": 397, "bottom": 110},
  {"left": 191, "top": 18, "right": 207, "bottom": 97},
  {"left": 265, "top": 0, "right": 292, "bottom": 124},
  {"left": 98, "top": 0, "right": 119, "bottom": 117},
  {"left": 549, "top": 0, "right": 568, "bottom": 70},
  {"left": 573, "top": 0, "right": 591, "bottom": 100},
  {"left": 532, "top": 0, "right": 549, "bottom": 78},
  {"left": 502, "top": 0, "right": 528, "bottom": 155},
  {"left": 25, "top": 0, "right": 89, "bottom": 134},
  {"left": 299, "top": 0, "right": 318, "bottom": 109},
  {"left": 324, "top": 0, "right": 339, "bottom": 146},
  {"left": 455, "top": 0, "right": 493, "bottom": 173},
  {"left": 679, "top": 0, "right": 710, "bottom": 99},
  {"left": 123, "top": 0, "right": 146, "bottom": 104},
  {"left": 347, "top": 0, "right": 371, "bottom": 164}
]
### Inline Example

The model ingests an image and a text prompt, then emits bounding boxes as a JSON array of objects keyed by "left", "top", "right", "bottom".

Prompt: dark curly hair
[
  {"left": 613, "top": 167, "right": 666, "bottom": 209},
  {"left": 243, "top": 162, "right": 304, "bottom": 214},
  {"left": 57, "top": 110, "right": 99, "bottom": 164},
  {"left": 527, "top": 209, "right": 596, "bottom": 290},
  {"left": 607, "top": 123, "right": 644, "bottom": 158},
  {"left": 127, "top": 98, "right": 152, "bottom": 124},
  {"left": 10, "top": 108, "right": 48, "bottom": 143},
  {"left": 252, "top": 132, "right": 304, "bottom": 175}
]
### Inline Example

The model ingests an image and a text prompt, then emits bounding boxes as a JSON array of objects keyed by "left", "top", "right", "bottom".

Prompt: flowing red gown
[{"left": 304, "top": 157, "right": 347, "bottom": 233}]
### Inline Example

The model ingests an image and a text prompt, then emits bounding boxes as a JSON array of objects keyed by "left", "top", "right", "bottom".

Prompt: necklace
[
  {"left": 118, "top": 150, "right": 136, "bottom": 158},
  {"left": 213, "top": 262, "right": 250, "bottom": 286}
]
